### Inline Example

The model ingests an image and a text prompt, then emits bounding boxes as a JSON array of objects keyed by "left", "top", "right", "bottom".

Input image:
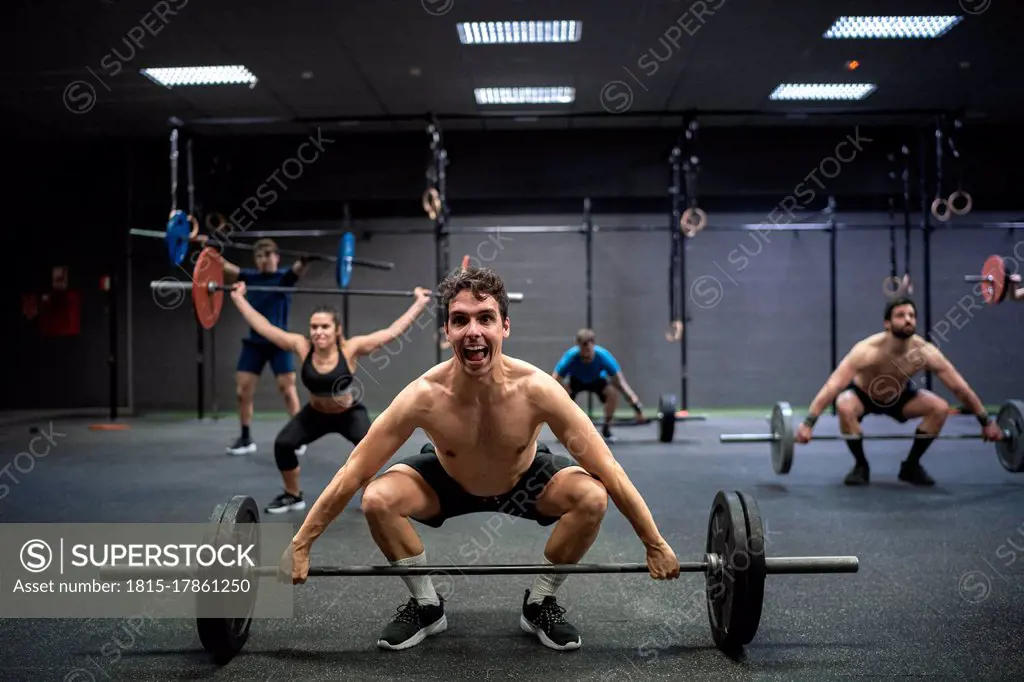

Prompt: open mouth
[{"left": 462, "top": 345, "right": 488, "bottom": 363}]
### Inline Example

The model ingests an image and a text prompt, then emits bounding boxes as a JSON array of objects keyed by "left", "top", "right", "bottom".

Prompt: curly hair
[{"left": 437, "top": 266, "right": 510, "bottom": 322}]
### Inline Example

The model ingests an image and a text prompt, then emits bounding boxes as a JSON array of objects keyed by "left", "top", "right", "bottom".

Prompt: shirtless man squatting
[
  {"left": 283, "top": 266, "right": 681, "bottom": 651},
  {"left": 797, "top": 297, "right": 1004, "bottom": 486}
]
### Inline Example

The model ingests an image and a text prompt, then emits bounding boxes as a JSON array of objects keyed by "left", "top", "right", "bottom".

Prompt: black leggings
[{"left": 274, "top": 404, "right": 371, "bottom": 471}]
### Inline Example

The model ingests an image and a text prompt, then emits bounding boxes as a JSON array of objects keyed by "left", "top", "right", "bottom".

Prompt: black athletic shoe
[
  {"left": 898, "top": 461, "right": 935, "bottom": 486},
  {"left": 264, "top": 491, "right": 306, "bottom": 514},
  {"left": 844, "top": 464, "right": 870, "bottom": 486},
  {"left": 601, "top": 425, "right": 618, "bottom": 444},
  {"left": 377, "top": 597, "right": 447, "bottom": 650},
  {"left": 520, "top": 590, "right": 581, "bottom": 651},
  {"left": 226, "top": 436, "right": 256, "bottom": 456}
]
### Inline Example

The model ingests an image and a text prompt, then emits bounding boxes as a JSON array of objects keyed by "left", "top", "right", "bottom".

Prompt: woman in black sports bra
[{"left": 229, "top": 282, "right": 432, "bottom": 514}]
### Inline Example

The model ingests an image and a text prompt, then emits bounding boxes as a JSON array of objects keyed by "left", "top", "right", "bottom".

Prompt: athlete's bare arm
[
  {"left": 921, "top": 343, "right": 988, "bottom": 417},
  {"left": 805, "top": 343, "right": 868, "bottom": 419},
  {"left": 534, "top": 376, "right": 665, "bottom": 548},
  {"left": 292, "top": 381, "right": 426, "bottom": 550}
]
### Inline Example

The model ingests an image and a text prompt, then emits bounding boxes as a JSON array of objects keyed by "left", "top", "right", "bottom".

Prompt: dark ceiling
[{"left": 3, "top": 0, "right": 1023, "bottom": 138}]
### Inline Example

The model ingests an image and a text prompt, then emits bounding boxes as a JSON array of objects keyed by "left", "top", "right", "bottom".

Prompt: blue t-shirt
[
  {"left": 238, "top": 268, "right": 298, "bottom": 344},
  {"left": 554, "top": 345, "right": 621, "bottom": 383}
]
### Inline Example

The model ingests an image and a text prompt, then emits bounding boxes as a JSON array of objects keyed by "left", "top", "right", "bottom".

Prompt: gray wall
[{"left": 124, "top": 211, "right": 1024, "bottom": 415}]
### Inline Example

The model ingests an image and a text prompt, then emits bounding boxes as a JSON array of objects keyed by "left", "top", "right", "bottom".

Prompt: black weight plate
[
  {"left": 705, "top": 490, "right": 765, "bottom": 651},
  {"left": 996, "top": 400, "right": 1024, "bottom": 473},
  {"left": 732, "top": 490, "right": 766, "bottom": 646},
  {"left": 658, "top": 394, "right": 677, "bottom": 443},
  {"left": 196, "top": 495, "right": 260, "bottom": 664}
]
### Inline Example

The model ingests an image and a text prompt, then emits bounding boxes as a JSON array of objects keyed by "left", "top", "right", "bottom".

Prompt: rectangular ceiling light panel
[
  {"left": 475, "top": 87, "right": 575, "bottom": 104},
  {"left": 823, "top": 16, "right": 962, "bottom": 39},
  {"left": 141, "top": 65, "right": 258, "bottom": 87},
  {"left": 769, "top": 83, "right": 877, "bottom": 100},
  {"left": 458, "top": 21, "right": 581, "bottom": 44}
]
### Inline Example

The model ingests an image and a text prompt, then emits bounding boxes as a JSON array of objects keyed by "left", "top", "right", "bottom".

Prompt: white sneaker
[
  {"left": 227, "top": 436, "right": 257, "bottom": 456},
  {"left": 295, "top": 444, "right": 307, "bottom": 457}
]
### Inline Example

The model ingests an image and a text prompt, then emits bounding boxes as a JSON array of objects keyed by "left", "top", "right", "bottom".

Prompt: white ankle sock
[
  {"left": 391, "top": 551, "right": 439, "bottom": 606},
  {"left": 528, "top": 556, "right": 566, "bottom": 605}
]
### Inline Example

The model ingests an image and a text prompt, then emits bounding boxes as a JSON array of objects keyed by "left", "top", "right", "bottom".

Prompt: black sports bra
[{"left": 301, "top": 346, "right": 354, "bottom": 398}]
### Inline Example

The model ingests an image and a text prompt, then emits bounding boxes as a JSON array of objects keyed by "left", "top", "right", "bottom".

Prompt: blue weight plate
[
  {"left": 165, "top": 211, "right": 191, "bottom": 265},
  {"left": 337, "top": 232, "right": 355, "bottom": 288}
]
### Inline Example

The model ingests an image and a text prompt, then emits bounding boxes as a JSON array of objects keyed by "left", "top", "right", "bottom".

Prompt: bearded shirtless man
[
  {"left": 285, "top": 267, "right": 680, "bottom": 651},
  {"left": 796, "top": 297, "right": 1003, "bottom": 486}
]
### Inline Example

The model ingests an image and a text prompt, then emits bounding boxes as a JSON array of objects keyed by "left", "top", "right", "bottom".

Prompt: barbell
[
  {"left": 963, "top": 254, "right": 1022, "bottom": 306},
  {"left": 586, "top": 394, "right": 707, "bottom": 443},
  {"left": 719, "top": 400, "right": 1024, "bottom": 475},
  {"left": 155, "top": 247, "right": 525, "bottom": 329},
  {"left": 98, "top": 489, "right": 859, "bottom": 663},
  {"left": 132, "top": 226, "right": 395, "bottom": 289}
]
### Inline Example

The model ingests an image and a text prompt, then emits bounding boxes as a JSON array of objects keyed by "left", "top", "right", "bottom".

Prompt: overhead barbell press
[
  {"left": 719, "top": 400, "right": 1024, "bottom": 474},
  {"left": 154, "top": 246, "right": 525, "bottom": 329},
  {"left": 99, "top": 489, "right": 859, "bottom": 664}
]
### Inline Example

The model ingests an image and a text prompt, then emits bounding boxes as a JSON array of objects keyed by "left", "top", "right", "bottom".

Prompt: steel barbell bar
[
  {"left": 131, "top": 228, "right": 395, "bottom": 271},
  {"left": 720, "top": 431, "right": 1010, "bottom": 443},
  {"left": 150, "top": 280, "right": 524, "bottom": 302},
  {"left": 100, "top": 555, "right": 859, "bottom": 581},
  {"left": 720, "top": 400, "right": 1024, "bottom": 474}
]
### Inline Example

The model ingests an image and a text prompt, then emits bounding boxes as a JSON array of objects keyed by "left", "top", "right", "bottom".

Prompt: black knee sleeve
[{"left": 274, "top": 438, "right": 300, "bottom": 471}]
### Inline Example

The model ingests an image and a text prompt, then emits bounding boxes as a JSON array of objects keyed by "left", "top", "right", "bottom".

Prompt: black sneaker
[
  {"left": 226, "top": 436, "right": 256, "bottom": 456},
  {"left": 844, "top": 463, "right": 870, "bottom": 486},
  {"left": 265, "top": 491, "right": 306, "bottom": 514},
  {"left": 377, "top": 597, "right": 447, "bottom": 650},
  {"left": 601, "top": 426, "right": 618, "bottom": 444},
  {"left": 520, "top": 590, "right": 581, "bottom": 651},
  {"left": 898, "top": 461, "right": 935, "bottom": 486}
]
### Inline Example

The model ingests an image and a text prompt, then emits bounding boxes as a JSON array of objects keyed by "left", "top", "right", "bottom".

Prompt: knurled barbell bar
[
  {"left": 154, "top": 247, "right": 524, "bottom": 329},
  {"left": 98, "top": 490, "right": 859, "bottom": 663},
  {"left": 132, "top": 227, "right": 395, "bottom": 289},
  {"left": 719, "top": 400, "right": 1024, "bottom": 474}
]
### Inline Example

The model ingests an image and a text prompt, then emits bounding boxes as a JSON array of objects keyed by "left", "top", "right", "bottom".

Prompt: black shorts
[
  {"left": 845, "top": 381, "right": 919, "bottom": 423},
  {"left": 569, "top": 376, "right": 609, "bottom": 402},
  {"left": 394, "top": 443, "right": 580, "bottom": 528}
]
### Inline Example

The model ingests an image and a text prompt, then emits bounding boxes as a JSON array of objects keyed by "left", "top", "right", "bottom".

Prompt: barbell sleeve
[
  {"left": 149, "top": 280, "right": 525, "bottom": 302},
  {"left": 99, "top": 556, "right": 858, "bottom": 580},
  {"left": 963, "top": 275, "right": 993, "bottom": 282}
]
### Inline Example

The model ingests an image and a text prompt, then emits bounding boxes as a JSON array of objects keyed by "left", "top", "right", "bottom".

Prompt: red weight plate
[
  {"left": 981, "top": 255, "right": 1007, "bottom": 305},
  {"left": 193, "top": 247, "right": 225, "bottom": 329}
]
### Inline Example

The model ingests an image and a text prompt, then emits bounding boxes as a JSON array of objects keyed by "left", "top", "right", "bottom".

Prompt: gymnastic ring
[
  {"left": 664, "top": 320, "right": 683, "bottom": 342},
  {"left": 881, "top": 273, "right": 912, "bottom": 298},
  {"left": 930, "top": 196, "right": 952, "bottom": 222},
  {"left": 948, "top": 190, "right": 973, "bottom": 216},
  {"left": 205, "top": 212, "right": 229, "bottom": 234},
  {"left": 422, "top": 188, "right": 442, "bottom": 221},
  {"left": 187, "top": 213, "right": 199, "bottom": 240},
  {"left": 680, "top": 207, "right": 708, "bottom": 237}
]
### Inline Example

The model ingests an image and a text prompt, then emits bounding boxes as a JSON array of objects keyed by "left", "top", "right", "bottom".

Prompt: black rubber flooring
[{"left": 0, "top": 411, "right": 1022, "bottom": 681}]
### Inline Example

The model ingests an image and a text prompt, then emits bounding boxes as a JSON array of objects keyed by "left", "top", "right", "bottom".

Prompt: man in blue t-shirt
[
  {"left": 552, "top": 328, "right": 646, "bottom": 442},
  {"left": 206, "top": 238, "right": 313, "bottom": 455}
]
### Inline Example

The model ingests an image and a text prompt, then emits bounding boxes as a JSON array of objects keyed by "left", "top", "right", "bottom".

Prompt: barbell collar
[{"left": 99, "top": 555, "right": 858, "bottom": 580}]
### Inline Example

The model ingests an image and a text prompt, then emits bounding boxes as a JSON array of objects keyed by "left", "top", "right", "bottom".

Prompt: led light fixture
[
  {"left": 474, "top": 87, "right": 575, "bottom": 105},
  {"left": 769, "top": 83, "right": 877, "bottom": 101},
  {"left": 823, "top": 16, "right": 962, "bottom": 39},
  {"left": 457, "top": 21, "right": 581, "bottom": 44},
  {"left": 141, "top": 65, "right": 258, "bottom": 87}
]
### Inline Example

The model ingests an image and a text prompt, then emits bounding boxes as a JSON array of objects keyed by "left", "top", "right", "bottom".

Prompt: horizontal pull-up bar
[{"left": 203, "top": 221, "right": 1024, "bottom": 241}]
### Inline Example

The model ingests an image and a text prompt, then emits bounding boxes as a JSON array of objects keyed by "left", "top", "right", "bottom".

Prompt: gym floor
[{"left": 1, "top": 411, "right": 1021, "bottom": 681}]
